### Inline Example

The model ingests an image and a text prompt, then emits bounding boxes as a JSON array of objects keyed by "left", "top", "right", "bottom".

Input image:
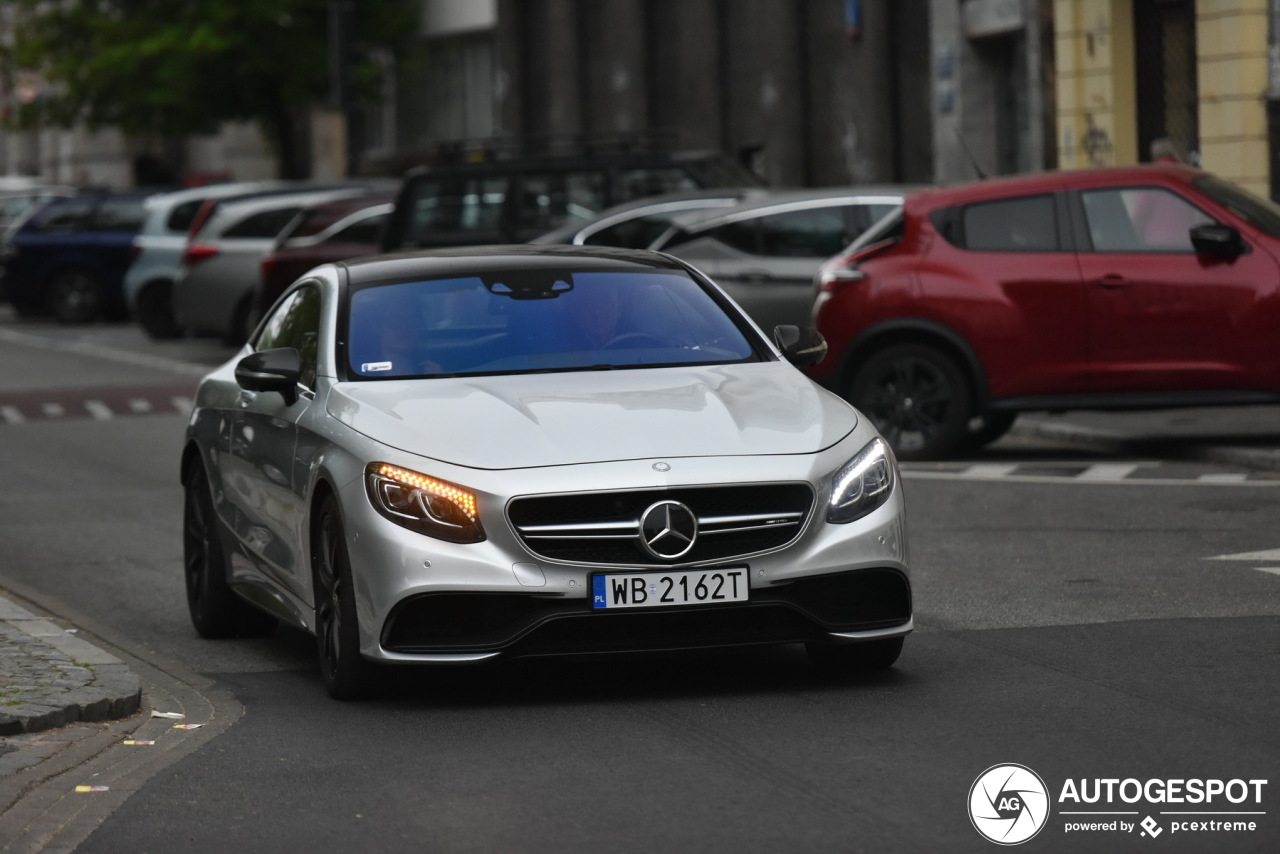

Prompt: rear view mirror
[
  {"left": 773, "top": 325, "right": 828, "bottom": 368},
  {"left": 235, "top": 348, "right": 302, "bottom": 404},
  {"left": 1190, "top": 223, "right": 1245, "bottom": 259}
]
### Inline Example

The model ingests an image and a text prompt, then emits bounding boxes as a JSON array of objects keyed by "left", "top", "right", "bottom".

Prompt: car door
[
  {"left": 918, "top": 191, "right": 1090, "bottom": 397},
  {"left": 227, "top": 283, "right": 322, "bottom": 605},
  {"left": 1073, "top": 184, "right": 1278, "bottom": 391}
]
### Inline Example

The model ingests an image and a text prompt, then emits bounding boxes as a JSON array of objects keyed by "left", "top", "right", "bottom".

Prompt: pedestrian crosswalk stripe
[
  {"left": 1, "top": 406, "right": 24, "bottom": 424},
  {"left": 42, "top": 403, "right": 64, "bottom": 418},
  {"left": 84, "top": 400, "right": 113, "bottom": 421}
]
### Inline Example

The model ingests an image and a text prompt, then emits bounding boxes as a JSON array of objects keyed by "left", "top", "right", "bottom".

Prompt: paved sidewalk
[
  {"left": 1010, "top": 405, "right": 1280, "bottom": 471},
  {"left": 0, "top": 594, "right": 140, "bottom": 736}
]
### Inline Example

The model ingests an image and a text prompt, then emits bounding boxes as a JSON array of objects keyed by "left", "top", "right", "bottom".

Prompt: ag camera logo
[{"left": 969, "top": 764, "right": 1050, "bottom": 845}]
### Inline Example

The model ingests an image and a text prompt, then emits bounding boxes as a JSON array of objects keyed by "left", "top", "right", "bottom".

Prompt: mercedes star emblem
[{"left": 638, "top": 500, "right": 698, "bottom": 560}]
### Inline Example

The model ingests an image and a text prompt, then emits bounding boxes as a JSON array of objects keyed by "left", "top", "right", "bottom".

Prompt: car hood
[{"left": 327, "top": 362, "right": 857, "bottom": 470}]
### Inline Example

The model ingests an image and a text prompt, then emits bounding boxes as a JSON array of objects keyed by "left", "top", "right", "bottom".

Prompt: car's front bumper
[{"left": 333, "top": 434, "right": 910, "bottom": 664}]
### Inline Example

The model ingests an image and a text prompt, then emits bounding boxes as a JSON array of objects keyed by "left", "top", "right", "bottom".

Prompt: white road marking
[
  {"left": 84, "top": 400, "right": 113, "bottom": 421},
  {"left": 128, "top": 398, "right": 152, "bottom": 413},
  {"left": 1077, "top": 463, "right": 1140, "bottom": 481},
  {"left": 42, "top": 403, "right": 65, "bottom": 418},
  {"left": 1206, "top": 548, "right": 1280, "bottom": 561},
  {"left": 1255, "top": 568, "right": 1280, "bottom": 577},
  {"left": 1, "top": 406, "right": 25, "bottom": 424},
  {"left": 961, "top": 463, "right": 1020, "bottom": 478},
  {"left": 1197, "top": 473, "right": 1249, "bottom": 483},
  {"left": 171, "top": 396, "right": 194, "bottom": 413}
]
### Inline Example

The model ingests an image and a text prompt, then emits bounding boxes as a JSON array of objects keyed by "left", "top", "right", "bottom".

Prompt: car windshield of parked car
[
  {"left": 347, "top": 270, "right": 759, "bottom": 378},
  {"left": 1192, "top": 174, "right": 1280, "bottom": 238}
]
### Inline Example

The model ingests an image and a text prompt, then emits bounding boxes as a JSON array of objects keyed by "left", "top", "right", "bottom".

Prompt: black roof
[{"left": 340, "top": 245, "right": 686, "bottom": 286}]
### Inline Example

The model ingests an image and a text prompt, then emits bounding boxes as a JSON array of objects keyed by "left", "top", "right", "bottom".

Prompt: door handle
[{"left": 1091, "top": 274, "right": 1130, "bottom": 290}]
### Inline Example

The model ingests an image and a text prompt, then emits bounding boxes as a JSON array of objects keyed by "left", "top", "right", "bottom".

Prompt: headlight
[
  {"left": 826, "top": 438, "right": 896, "bottom": 524},
  {"left": 365, "top": 463, "right": 485, "bottom": 543}
]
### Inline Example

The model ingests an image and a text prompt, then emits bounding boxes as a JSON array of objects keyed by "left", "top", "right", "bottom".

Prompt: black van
[{"left": 380, "top": 136, "right": 761, "bottom": 252}]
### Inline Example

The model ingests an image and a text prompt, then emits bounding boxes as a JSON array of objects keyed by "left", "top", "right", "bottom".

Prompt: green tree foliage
[{"left": 4, "top": 0, "right": 414, "bottom": 177}]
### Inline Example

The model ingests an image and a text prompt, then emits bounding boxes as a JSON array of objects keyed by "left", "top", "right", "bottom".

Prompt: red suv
[{"left": 809, "top": 165, "right": 1280, "bottom": 459}]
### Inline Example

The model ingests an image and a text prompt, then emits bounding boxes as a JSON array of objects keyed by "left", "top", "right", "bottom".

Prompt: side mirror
[
  {"left": 1190, "top": 223, "right": 1245, "bottom": 259},
  {"left": 235, "top": 348, "right": 302, "bottom": 404},
  {"left": 773, "top": 325, "right": 828, "bottom": 368}
]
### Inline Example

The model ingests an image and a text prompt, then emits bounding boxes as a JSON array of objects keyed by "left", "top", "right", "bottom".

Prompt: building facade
[{"left": 4, "top": 0, "right": 1280, "bottom": 202}]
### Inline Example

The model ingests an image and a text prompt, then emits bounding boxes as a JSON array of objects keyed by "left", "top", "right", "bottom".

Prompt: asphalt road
[{"left": 1, "top": 314, "right": 1278, "bottom": 853}]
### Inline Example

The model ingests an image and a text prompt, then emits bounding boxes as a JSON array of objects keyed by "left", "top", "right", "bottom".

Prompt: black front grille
[
  {"left": 381, "top": 568, "right": 911, "bottom": 655},
  {"left": 508, "top": 483, "right": 814, "bottom": 565}
]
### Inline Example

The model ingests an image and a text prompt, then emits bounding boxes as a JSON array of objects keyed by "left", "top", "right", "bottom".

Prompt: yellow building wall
[
  {"left": 1054, "top": 0, "right": 1137, "bottom": 168},
  {"left": 1196, "top": 0, "right": 1270, "bottom": 196}
]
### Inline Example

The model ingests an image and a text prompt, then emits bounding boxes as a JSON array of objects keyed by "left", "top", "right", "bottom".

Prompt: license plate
[{"left": 591, "top": 568, "right": 748, "bottom": 609}]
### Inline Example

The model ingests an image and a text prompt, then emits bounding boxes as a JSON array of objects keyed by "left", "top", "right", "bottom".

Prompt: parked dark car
[
  {"left": 380, "top": 141, "right": 762, "bottom": 252},
  {"left": 1, "top": 190, "right": 155, "bottom": 323},
  {"left": 809, "top": 164, "right": 1280, "bottom": 459},
  {"left": 257, "top": 194, "right": 393, "bottom": 315}
]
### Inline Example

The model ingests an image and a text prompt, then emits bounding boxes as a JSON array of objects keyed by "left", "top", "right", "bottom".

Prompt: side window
[
  {"left": 1081, "top": 187, "right": 1214, "bottom": 252},
  {"left": 30, "top": 200, "right": 93, "bottom": 232},
  {"left": 516, "top": 171, "right": 607, "bottom": 236},
  {"left": 757, "top": 207, "right": 849, "bottom": 257},
  {"left": 326, "top": 212, "right": 389, "bottom": 246},
  {"left": 583, "top": 213, "right": 678, "bottom": 248},
  {"left": 615, "top": 168, "right": 699, "bottom": 203},
  {"left": 962, "top": 195, "right": 1059, "bottom": 251},
  {"left": 90, "top": 198, "right": 147, "bottom": 232},
  {"left": 166, "top": 200, "right": 204, "bottom": 233},
  {"left": 256, "top": 284, "right": 321, "bottom": 389},
  {"left": 700, "top": 220, "right": 760, "bottom": 254},
  {"left": 223, "top": 207, "right": 303, "bottom": 239},
  {"left": 408, "top": 176, "right": 507, "bottom": 246}
]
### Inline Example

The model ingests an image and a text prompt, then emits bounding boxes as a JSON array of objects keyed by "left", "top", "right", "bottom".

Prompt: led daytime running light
[{"left": 374, "top": 463, "right": 477, "bottom": 521}]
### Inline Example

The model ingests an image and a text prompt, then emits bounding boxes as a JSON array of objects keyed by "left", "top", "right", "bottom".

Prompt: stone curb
[
  {"left": 0, "top": 594, "right": 141, "bottom": 735},
  {"left": 1010, "top": 417, "right": 1280, "bottom": 472}
]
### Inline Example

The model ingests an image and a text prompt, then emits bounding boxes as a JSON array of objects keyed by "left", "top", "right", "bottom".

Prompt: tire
[
  {"left": 847, "top": 343, "right": 973, "bottom": 461},
  {"left": 46, "top": 269, "right": 104, "bottom": 324},
  {"left": 313, "top": 496, "right": 377, "bottom": 700},
  {"left": 806, "top": 637, "right": 904, "bottom": 672},
  {"left": 964, "top": 411, "right": 1017, "bottom": 450},
  {"left": 135, "top": 280, "right": 182, "bottom": 339},
  {"left": 183, "top": 461, "right": 278, "bottom": 638}
]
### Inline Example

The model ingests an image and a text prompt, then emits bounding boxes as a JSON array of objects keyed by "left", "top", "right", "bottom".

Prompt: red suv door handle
[{"left": 1092, "top": 274, "right": 1130, "bottom": 290}]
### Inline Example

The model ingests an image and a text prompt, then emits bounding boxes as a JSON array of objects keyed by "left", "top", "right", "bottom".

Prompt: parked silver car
[
  {"left": 648, "top": 188, "right": 911, "bottom": 330},
  {"left": 172, "top": 187, "right": 383, "bottom": 343},
  {"left": 182, "top": 245, "right": 911, "bottom": 698},
  {"left": 125, "top": 181, "right": 286, "bottom": 338},
  {"left": 530, "top": 187, "right": 768, "bottom": 248}
]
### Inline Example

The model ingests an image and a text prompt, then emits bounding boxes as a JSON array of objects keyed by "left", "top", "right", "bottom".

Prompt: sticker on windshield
[{"left": 361, "top": 362, "right": 393, "bottom": 373}]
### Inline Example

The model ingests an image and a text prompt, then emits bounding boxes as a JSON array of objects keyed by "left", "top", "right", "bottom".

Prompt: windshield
[
  {"left": 1192, "top": 174, "right": 1280, "bottom": 238},
  {"left": 346, "top": 270, "right": 760, "bottom": 379}
]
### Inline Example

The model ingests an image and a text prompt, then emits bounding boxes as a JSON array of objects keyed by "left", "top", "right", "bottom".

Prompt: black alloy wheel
[
  {"left": 136, "top": 280, "right": 182, "bottom": 339},
  {"left": 805, "top": 637, "right": 904, "bottom": 672},
  {"left": 848, "top": 343, "right": 973, "bottom": 461},
  {"left": 313, "top": 496, "right": 376, "bottom": 700},
  {"left": 183, "top": 461, "right": 278, "bottom": 638},
  {"left": 47, "top": 269, "right": 104, "bottom": 324}
]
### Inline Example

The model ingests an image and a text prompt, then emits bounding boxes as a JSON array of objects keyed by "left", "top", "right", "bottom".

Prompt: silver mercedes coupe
[{"left": 181, "top": 245, "right": 911, "bottom": 698}]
